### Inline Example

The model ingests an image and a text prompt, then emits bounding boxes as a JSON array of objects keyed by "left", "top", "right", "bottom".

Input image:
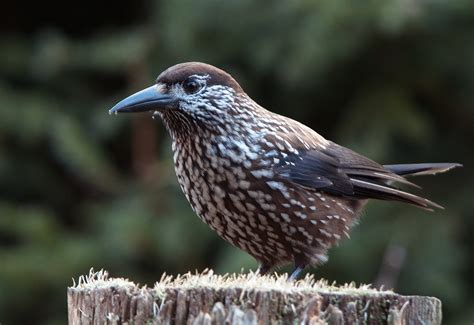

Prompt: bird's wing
[{"left": 273, "top": 140, "right": 441, "bottom": 210}]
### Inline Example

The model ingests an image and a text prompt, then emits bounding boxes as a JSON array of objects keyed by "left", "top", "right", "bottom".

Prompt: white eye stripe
[{"left": 189, "top": 74, "right": 211, "bottom": 82}]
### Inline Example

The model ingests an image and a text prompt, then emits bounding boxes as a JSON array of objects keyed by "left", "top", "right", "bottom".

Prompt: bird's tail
[
  {"left": 370, "top": 162, "right": 463, "bottom": 211},
  {"left": 383, "top": 163, "right": 462, "bottom": 177}
]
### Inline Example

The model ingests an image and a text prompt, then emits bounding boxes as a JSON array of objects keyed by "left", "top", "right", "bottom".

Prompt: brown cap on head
[{"left": 156, "top": 62, "right": 243, "bottom": 93}]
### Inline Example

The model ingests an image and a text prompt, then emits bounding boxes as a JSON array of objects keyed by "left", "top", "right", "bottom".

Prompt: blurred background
[{"left": 1, "top": 0, "right": 473, "bottom": 324}]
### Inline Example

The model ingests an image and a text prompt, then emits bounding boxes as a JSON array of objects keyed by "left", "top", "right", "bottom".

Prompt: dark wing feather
[
  {"left": 275, "top": 141, "right": 441, "bottom": 210},
  {"left": 278, "top": 149, "right": 353, "bottom": 195}
]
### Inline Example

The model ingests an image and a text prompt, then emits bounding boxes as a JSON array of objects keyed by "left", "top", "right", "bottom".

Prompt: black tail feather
[
  {"left": 349, "top": 162, "right": 462, "bottom": 210},
  {"left": 351, "top": 178, "right": 443, "bottom": 211},
  {"left": 383, "top": 163, "right": 462, "bottom": 177}
]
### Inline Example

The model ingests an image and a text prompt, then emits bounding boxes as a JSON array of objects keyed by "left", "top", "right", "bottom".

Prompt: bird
[{"left": 109, "top": 62, "right": 461, "bottom": 280}]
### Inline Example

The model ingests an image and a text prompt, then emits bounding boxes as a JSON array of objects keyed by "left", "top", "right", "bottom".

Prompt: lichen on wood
[{"left": 67, "top": 269, "right": 442, "bottom": 324}]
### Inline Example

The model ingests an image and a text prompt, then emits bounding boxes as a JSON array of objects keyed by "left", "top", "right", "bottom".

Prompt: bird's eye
[{"left": 183, "top": 78, "right": 202, "bottom": 94}]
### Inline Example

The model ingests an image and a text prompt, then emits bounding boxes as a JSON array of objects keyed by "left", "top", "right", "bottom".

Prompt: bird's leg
[
  {"left": 288, "top": 264, "right": 307, "bottom": 281},
  {"left": 257, "top": 262, "right": 273, "bottom": 276}
]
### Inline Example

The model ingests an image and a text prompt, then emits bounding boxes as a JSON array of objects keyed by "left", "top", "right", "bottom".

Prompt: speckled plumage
[{"left": 110, "top": 62, "right": 461, "bottom": 279}]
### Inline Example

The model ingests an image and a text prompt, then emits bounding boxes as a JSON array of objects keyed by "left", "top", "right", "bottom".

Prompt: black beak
[{"left": 109, "top": 85, "right": 177, "bottom": 114}]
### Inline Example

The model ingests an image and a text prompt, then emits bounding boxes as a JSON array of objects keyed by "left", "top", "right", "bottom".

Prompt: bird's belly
[
  {"left": 172, "top": 145, "right": 365, "bottom": 266},
  {"left": 172, "top": 146, "right": 293, "bottom": 263}
]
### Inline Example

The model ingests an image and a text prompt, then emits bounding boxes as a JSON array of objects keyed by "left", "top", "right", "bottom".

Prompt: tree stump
[{"left": 67, "top": 269, "right": 441, "bottom": 324}]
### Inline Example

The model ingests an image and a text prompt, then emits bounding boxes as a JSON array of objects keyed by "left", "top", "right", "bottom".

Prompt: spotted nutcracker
[{"left": 109, "top": 62, "right": 461, "bottom": 280}]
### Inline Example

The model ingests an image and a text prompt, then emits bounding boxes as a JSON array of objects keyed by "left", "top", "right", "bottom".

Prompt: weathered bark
[{"left": 67, "top": 270, "right": 441, "bottom": 325}]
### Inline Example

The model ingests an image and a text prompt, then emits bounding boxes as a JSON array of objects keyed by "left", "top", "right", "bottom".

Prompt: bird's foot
[
  {"left": 256, "top": 263, "right": 273, "bottom": 276},
  {"left": 288, "top": 265, "right": 306, "bottom": 281}
]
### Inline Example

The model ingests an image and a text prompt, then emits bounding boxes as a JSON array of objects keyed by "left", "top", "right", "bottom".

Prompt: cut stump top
[{"left": 67, "top": 269, "right": 441, "bottom": 325}]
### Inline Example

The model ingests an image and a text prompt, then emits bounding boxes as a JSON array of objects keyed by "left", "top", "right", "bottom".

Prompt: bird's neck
[{"left": 159, "top": 110, "right": 197, "bottom": 142}]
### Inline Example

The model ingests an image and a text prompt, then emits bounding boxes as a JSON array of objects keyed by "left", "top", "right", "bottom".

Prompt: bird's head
[{"left": 109, "top": 62, "right": 253, "bottom": 136}]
